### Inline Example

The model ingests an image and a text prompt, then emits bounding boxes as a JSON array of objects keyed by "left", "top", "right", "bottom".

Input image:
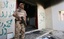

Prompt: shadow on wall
[
  {"left": 17, "top": 0, "right": 64, "bottom": 9},
  {"left": 44, "top": 0, "right": 64, "bottom": 9},
  {"left": 37, "top": 0, "right": 64, "bottom": 9}
]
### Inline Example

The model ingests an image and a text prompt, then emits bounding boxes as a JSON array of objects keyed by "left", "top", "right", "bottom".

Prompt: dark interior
[
  {"left": 24, "top": 3, "right": 37, "bottom": 17},
  {"left": 24, "top": 3, "right": 37, "bottom": 32}
]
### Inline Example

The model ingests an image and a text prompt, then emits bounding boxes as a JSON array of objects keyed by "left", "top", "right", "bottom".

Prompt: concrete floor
[
  {"left": 52, "top": 30, "right": 64, "bottom": 39},
  {"left": 25, "top": 31, "right": 42, "bottom": 39},
  {"left": 25, "top": 25, "right": 36, "bottom": 32},
  {"left": 25, "top": 29, "right": 64, "bottom": 39},
  {"left": 25, "top": 29, "right": 52, "bottom": 39}
]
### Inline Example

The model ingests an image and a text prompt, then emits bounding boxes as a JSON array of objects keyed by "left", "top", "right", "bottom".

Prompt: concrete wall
[
  {"left": 51, "top": 1, "right": 64, "bottom": 31},
  {"left": 45, "top": 7, "right": 52, "bottom": 29},
  {"left": 0, "top": 0, "right": 16, "bottom": 39},
  {"left": 45, "top": 1, "right": 64, "bottom": 31},
  {"left": 37, "top": 4, "right": 46, "bottom": 30}
]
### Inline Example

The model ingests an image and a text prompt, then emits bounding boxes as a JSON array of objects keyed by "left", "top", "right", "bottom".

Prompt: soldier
[{"left": 13, "top": 3, "right": 27, "bottom": 39}]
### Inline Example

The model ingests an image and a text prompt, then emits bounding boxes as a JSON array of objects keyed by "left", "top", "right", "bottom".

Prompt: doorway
[
  {"left": 24, "top": 3, "right": 37, "bottom": 32},
  {"left": 17, "top": 0, "right": 38, "bottom": 32}
]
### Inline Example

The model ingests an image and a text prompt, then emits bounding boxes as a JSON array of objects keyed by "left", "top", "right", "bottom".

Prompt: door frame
[{"left": 16, "top": 0, "right": 38, "bottom": 32}]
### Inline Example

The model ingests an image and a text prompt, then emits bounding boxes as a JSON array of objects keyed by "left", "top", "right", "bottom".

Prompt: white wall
[
  {"left": 45, "top": 7, "right": 52, "bottom": 29},
  {"left": 37, "top": 4, "right": 46, "bottom": 30},
  {"left": 51, "top": 1, "right": 64, "bottom": 31},
  {"left": 0, "top": 0, "right": 16, "bottom": 39},
  {"left": 45, "top": 1, "right": 64, "bottom": 31}
]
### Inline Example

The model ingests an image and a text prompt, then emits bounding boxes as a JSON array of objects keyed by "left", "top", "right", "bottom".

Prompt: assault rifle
[{"left": 20, "top": 17, "right": 26, "bottom": 26}]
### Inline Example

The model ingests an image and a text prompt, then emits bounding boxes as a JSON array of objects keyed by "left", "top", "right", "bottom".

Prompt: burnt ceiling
[{"left": 18, "top": 0, "right": 64, "bottom": 9}]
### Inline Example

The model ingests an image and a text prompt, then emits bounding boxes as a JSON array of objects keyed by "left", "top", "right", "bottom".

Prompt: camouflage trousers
[{"left": 14, "top": 21, "right": 25, "bottom": 39}]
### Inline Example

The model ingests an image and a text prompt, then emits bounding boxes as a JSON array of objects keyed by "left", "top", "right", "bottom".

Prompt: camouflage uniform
[
  {"left": 13, "top": 8, "right": 27, "bottom": 39},
  {"left": 15, "top": 21, "right": 25, "bottom": 39}
]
